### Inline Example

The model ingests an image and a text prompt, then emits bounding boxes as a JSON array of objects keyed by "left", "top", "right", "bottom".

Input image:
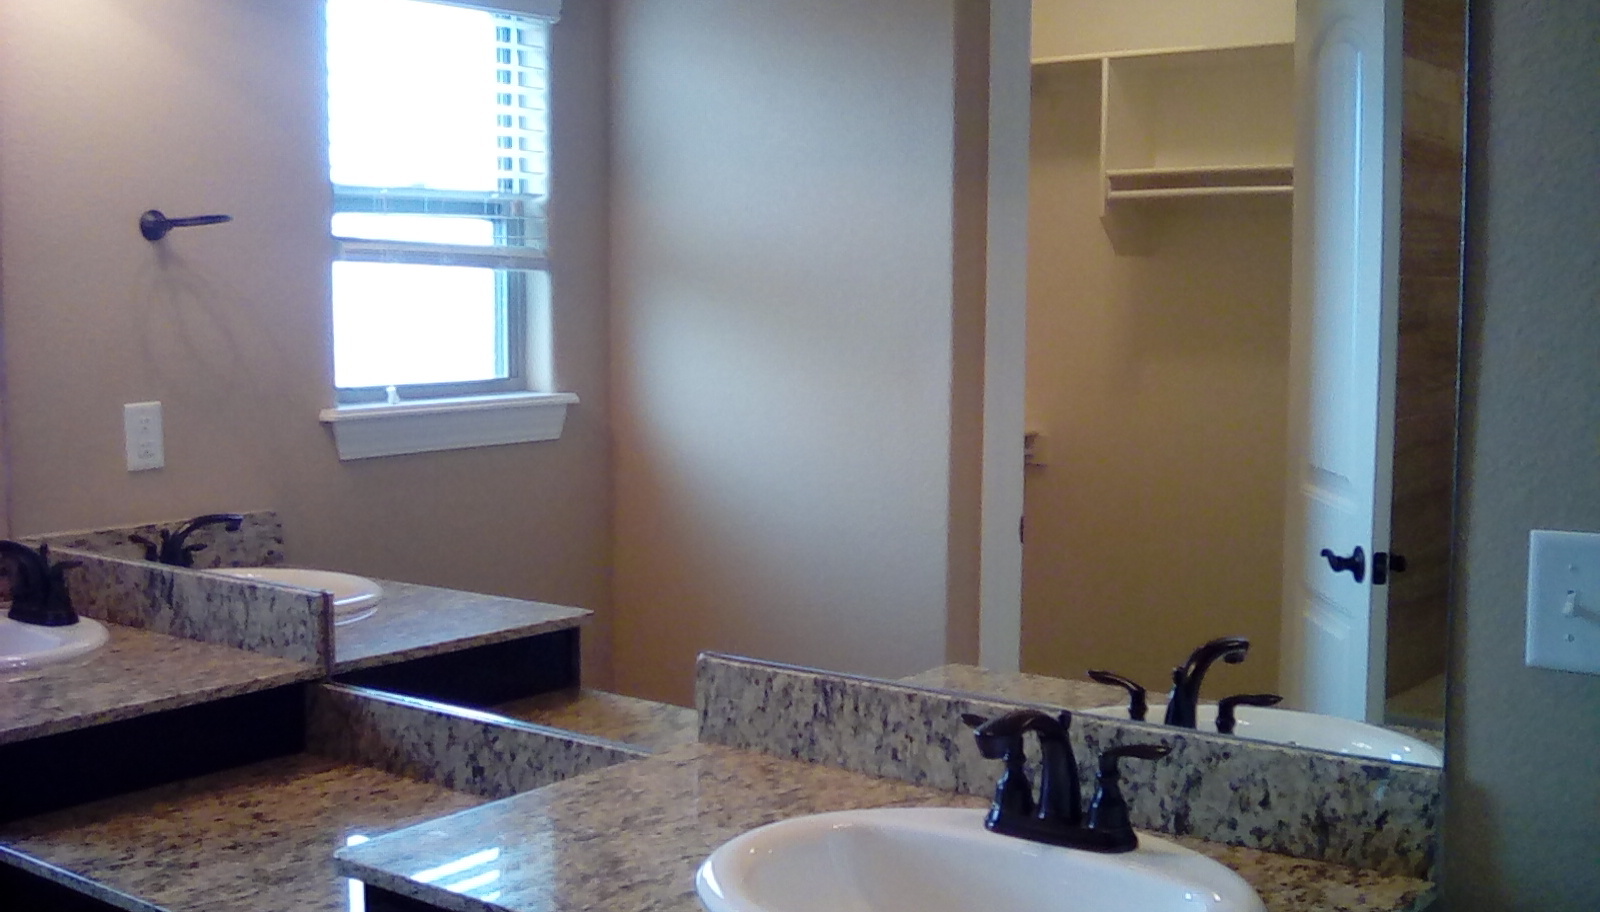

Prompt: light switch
[
  {"left": 1526, "top": 529, "right": 1600, "bottom": 675},
  {"left": 124, "top": 401, "right": 164, "bottom": 472}
]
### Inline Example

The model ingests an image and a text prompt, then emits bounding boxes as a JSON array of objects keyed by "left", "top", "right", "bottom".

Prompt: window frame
[
  {"left": 319, "top": 0, "right": 572, "bottom": 460},
  {"left": 330, "top": 186, "right": 537, "bottom": 404}
]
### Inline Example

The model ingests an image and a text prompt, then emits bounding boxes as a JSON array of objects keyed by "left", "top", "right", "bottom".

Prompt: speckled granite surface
[
  {"left": 0, "top": 625, "right": 319, "bottom": 745},
  {"left": 36, "top": 519, "right": 588, "bottom": 676},
  {"left": 1389, "top": 722, "right": 1446, "bottom": 750},
  {"left": 308, "top": 684, "right": 647, "bottom": 799},
  {"left": 333, "top": 580, "right": 588, "bottom": 672},
  {"left": 698, "top": 654, "right": 1440, "bottom": 879},
  {"left": 494, "top": 687, "right": 698, "bottom": 753},
  {"left": 59, "top": 548, "right": 331, "bottom": 671},
  {"left": 911, "top": 663, "right": 1449, "bottom": 752},
  {"left": 35, "top": 511, "right": 286, "bottom": 569},
  {"left": 337, "top": 743, "right": 1434, "bottom": 912},
  {"left": 0, "top": 753, "right": 483, "bottom": 912},
  {"left": 1167, "top": 834, "right": 1434, "bottom": 911},
  {"left": 900, "top": 663, "right": 1127, "bottom": 707}
]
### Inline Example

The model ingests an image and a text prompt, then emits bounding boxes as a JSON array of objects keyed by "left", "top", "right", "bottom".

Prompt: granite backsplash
[
  {"left": 696, "top": 653, "right": 1439, "bottom": 879},
  {"left": 307, "top": 684, "right": 648, "bottom": 800},
  {"left": 34, "top": 510, "right": 286, "bottom": 568},
  {"left": 57, "top": 547, "right": 330, "bottom": 672}
]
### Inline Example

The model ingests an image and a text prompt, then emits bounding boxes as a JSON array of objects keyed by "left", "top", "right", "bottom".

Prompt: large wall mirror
[
  {"left": 990, "top": 0, "right": 1467, "bottom": 741},
  {"left": 0, "top": 0, "right": 1466, "bottom": 765}
]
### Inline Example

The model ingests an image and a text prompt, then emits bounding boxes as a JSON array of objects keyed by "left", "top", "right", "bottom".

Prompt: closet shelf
[
  {"left": 1104, "top": 165, "right": 1293, "bottom": 201},
  {"left": 1031, "top": 41, "right": 1295, "bottom": 218}
]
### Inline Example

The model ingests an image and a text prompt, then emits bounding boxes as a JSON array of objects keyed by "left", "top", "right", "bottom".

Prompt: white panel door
[{"left": 1280, "top": 0, "right": 1402, "bottom": 721}]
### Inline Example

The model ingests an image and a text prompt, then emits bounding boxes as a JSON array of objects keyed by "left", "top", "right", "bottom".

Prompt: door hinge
[{"left": 1373, "top": 551, "right": 1408, "bottom": 586}]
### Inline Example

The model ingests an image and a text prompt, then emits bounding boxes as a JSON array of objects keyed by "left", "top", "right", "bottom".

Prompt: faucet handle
[
  {"left": 960, "top": 712, "right": 1030, "bottom": 764},
  {"left": 150, "top": 513, "right": 246, "bottom": 567},
  {"left": 0, "top": 540, "right": 49, "bottom": 603},
  {"left": 40, "top": 544, "right": 83, "bottom": 575},
  {"left": 127, "top": 533, "right": 163, "bottom": 563},
  {"left": 1215, "top": 693, "right": 1282, "bottom": 734},
  {"left": 1086, "top": 743, "right": 1171, "bottom": 847},
  {"left": 1088, "top": 670, "right": 1147, "bottom": 721},
  {"left": 0, "top": 541, "right": 82, "bottom": 626},
  {"left": 961, "top": 712, "right": 1037, "bottom": 822}
]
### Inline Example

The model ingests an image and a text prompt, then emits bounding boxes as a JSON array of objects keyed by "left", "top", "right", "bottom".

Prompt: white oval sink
[
  {"left": 696, "top": 807, "right": 1265, "bottom": 912},
  {"left": 1085, "top": 702, "right": 1443, "bottom": 767},
  {"left": 0, "top": 615, "right": 110, "bottom": 673},
  {"left": 209, "top": 567, "right": 382, "bottom": 626}
]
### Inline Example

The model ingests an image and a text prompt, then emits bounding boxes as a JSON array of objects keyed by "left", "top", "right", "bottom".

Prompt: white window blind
[
  {"left": 448, "top": 0, "right": 561, "bottom": 20},
  {"left": 326, "top": 0, "right": 556, "bottom": 400}
]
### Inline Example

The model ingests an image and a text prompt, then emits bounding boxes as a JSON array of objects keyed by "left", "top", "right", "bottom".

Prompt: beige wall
[
  {"left": 1442, "top": 1, "right": 1600, "bottom": 908},
  {"left": 608, "top": 0, "right": 988, "bottom": 704},
  {"left": 0, "top": 0, "right": 615, "bottom": 682},
  {"left": 1021, "top": 65, "right": 1290, "bottom": 693},
  {"left": 1032, "top": 0, "right": 1294, "bottom": 60}
]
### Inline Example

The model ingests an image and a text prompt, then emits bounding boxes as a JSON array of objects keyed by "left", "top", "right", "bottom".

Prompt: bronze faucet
[
  {"left": 130, "top": 513, "right": 245, "bottom": 567},
  {"left": 961, "top": 709, "right": 1169, "bottom": 853}
]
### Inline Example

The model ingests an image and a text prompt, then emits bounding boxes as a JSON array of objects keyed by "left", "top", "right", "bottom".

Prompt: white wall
[
  {"left": 609, "top": 0, "right": 987, "bottom": 703},
  {"left": 0, "top": 0, "right": 616, "bottom": 681}
]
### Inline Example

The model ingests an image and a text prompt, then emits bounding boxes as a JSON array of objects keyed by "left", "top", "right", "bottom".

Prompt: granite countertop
[
  {"left": 334, "top": 580, "right": 590, "bottom": 673},
  {"left": 900, "top": 663, "right": 1128, "bottom": 708},
  {"left": 493, "top": 688, "right": 698, "bottom": 753},
  {"left": 338, "top": 743, "right": 1435, "bottom": 912},
  {"left": 904, "top": 664, "right": 1449, "bottom": 750},
  {"left": 0, "top": 753, "right": 484, "bottom": 912},
  {"left": 0, "top": 625, "right": 321, "bottom": 745}
]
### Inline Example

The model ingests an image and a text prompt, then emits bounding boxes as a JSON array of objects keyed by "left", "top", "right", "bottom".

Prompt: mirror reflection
[
  {"left": 0, "top": 0, "right": 1464, "bottom": 770},
  {"left": 1010, "top": 0, "right": 1463, "bottom": 744}
]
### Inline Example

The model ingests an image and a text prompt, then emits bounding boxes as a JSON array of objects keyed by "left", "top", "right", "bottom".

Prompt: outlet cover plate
[
  {"left": 124, "top": 401, "right": 164, "bottom": 472},
  {"left": 1526, "top": 529, "right": 1600, "bottom": 675}
]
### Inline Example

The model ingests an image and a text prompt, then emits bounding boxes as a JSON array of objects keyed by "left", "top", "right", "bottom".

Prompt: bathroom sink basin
[
  {"left": 1086, "top": 702, "right": 1443, "bottom": 767},
  {"left": 0, "top": 615, "right": 110, "bottom": 673},
  {"left": 696, "top": 807, "right": 1265, "bottom": 912},
  {"left": 209, "top": 567, "right": 382, "bottom": 625}
]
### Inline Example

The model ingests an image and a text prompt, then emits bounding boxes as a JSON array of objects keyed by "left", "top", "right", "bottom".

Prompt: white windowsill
[{"left": 319, "top": 391, "right": 578, "bottom": 460}]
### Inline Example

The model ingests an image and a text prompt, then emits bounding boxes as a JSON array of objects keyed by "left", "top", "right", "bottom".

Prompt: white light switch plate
[
  {"left": 1526, "top": 529, "right": 1600, "bottom": 675},
  {"left": 124, "top": 401, "right": 164, "bottom": 472}
]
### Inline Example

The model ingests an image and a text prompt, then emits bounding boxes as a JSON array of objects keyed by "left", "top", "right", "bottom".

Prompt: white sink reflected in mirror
[
  {"left": 1085, "top": 702, "right": 1443, "bottom": 767},
  {"left": 696, "top": 807, "right": 1266, "bottom": 912},
  {"left": 209, "top": 568, "right": 382, "bottom": 626},
  {"left": 0, "top": 615, "right": 110, "bottom": 674}
]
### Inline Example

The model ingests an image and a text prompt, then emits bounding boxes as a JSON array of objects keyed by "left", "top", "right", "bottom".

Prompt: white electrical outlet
[
  {"left": 123, "top": 401, "right": 165, "bottom": 472},
  {"left": 1526, "top": 529, "right": 1600, "bottom": 675}
]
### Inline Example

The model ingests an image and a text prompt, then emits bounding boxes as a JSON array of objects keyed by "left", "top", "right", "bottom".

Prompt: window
[{"left": 320, "top": 0, "right": 574, "bottom": 459}]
